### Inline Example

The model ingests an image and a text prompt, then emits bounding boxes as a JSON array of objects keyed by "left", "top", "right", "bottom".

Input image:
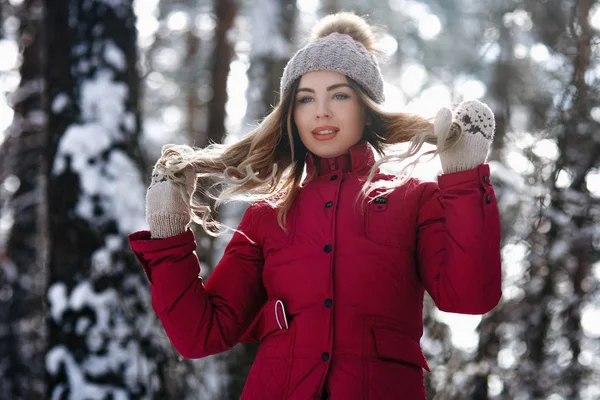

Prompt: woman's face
[{"left": 293, "top": 70, "right": 367, "bottom": 159}]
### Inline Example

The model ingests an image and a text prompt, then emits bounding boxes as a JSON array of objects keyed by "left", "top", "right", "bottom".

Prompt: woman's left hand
[{"left": 434, "top": 100, "right": 495, "bottom": 174}]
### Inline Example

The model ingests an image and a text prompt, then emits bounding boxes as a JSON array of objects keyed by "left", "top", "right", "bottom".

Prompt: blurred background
[{"left": 0, "top": 0, "right": 599, "bottom": 399}]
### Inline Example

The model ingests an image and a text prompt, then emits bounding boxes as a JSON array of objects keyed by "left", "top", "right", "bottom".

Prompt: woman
[{"left": 129, "top": 12, "right": 502, "bottom": 400}]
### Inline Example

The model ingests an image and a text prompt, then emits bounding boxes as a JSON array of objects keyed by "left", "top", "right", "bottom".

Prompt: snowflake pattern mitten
[{"left": 435, "top": 100, "right": 495, "bottom": 174}]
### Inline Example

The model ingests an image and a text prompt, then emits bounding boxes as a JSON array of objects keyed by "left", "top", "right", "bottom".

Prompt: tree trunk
[
  {"left": 185, "top": 28, "right": 203, "bottom": 144},
  {"left": 44, "top": 0, "right": 175, "bottom": 397},
  {"left": 0, "top": 0, "right": 47, "bottom": 397},
  {"left": 221, "top": 1, "right": 297, "bottom": 398},
  {"left": 206, "top": 0, "right": 238, "bottom": 147}
]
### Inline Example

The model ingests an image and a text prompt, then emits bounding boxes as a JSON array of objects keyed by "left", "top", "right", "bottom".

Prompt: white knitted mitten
[
  {"left": 434, "top": 100, "right": 495, "bottom": 174},
  {"left": 145, "top": 164, "right": 196, "bottom": 239}
]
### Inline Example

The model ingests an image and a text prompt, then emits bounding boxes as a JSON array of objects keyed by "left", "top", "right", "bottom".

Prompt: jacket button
[
  {"left": 324, "top": 299, "right": 333, "bottom": 308},
  {"left": 483, "top": 175, "right": 489, "bottom": 184},
  {"left": 330, "top": 175, "right": 338, "bottom": 181},
  {"left": 321, "top": 352, "right": 330, "bottom": 361},
  {"left": 325, "top": 201, "right": 333, "bottom": 208},
  {"left": 486, "top": 195, "right": 491, "bottom": 204},
  {"left": 324, "top": 244, "right": 332, "bottom": 253}
]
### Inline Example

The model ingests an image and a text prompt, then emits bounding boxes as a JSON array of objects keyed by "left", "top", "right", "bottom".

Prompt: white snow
[
  {"left": 53, "top": 124, "right": 109, "bottom": 173},
  {"left": 0, "top": 39, "right": 19, "bottom": 72},
  {"left": 103, "top": 149, "right": 147, "bottom": 233},
  {"left": 51, "top": 93, "right": 70, "bottom": 114},
  {"left": 52, "top": 67, "right": 146, "bottom": 235},
  {"left": 47, "top": 279, "right": 157, "bottom": 399},
  {"left": 75, "top": 317, "right": 92, "bottom": 335},
  {"left": 48, "top": 282, "right": 68, "bottom": 323},
  {"left": 70, "top": 282, "right": 115, "bottom": 326},
  {"left": 104, "top": 40, "right": 127, "bottom": 71},
  {"left": 47, "top": 346, "right": 129, "bottom": 400},
  {"left": 81, "top": 71, "right": 128, "bottom": 135},
  {"left": 91, "top": 247, "right": 112, "bottom": 274},
  {"left": 585, "top": 168, "right": 600, "bottom": 197}
]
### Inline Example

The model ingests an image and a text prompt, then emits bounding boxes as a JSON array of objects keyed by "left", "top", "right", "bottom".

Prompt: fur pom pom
[{"left": 310, "top": 12, "right": 377, "bottom": 54}]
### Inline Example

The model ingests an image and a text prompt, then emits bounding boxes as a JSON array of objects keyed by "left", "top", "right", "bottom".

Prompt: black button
[
  {"left": 486, "top": 195, "right": 491, "bottom": 204},
  {"left": 330, "top": 175, "right": 338, "bottom": 181},
  {"left": 324, "top": 299, "right": 333, "bottom": 308},
  {"left": 325, "top": 201, "right": 333, "bottom": 208},
  {"left": 483, "top": 175, "right": 489, "bottom": 184},
  {"left": 324, "top": 244, "right": 332, "bottom": 253},
  {"left": 321, "top": 352, "right": 330, "bottom": 361}
]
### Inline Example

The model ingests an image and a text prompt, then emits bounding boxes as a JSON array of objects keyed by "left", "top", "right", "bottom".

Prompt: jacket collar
[{"left": 305, "top": 141, "right": 376, "bottom": 178}]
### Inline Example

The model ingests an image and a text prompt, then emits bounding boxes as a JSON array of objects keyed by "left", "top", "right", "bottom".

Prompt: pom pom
[{"left": 310, "top": 12, "right": 377, "bottom": 54}]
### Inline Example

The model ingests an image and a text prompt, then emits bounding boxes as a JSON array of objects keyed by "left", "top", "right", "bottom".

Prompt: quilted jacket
[{"left": 129, "top": 141, "right": 502, "bottom": 399}]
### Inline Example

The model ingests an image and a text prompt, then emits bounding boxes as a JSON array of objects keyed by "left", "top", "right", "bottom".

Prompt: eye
[
  {"left": 297, "top": 96, "right": 313, "bottom": 104},
  {"left": 334, "top": 93, "right": 350, "bottom": 100}
]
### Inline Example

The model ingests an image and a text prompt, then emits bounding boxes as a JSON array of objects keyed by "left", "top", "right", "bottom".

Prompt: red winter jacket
[{"left": 129, "top": 141, "right": 502, "bottom": 400}]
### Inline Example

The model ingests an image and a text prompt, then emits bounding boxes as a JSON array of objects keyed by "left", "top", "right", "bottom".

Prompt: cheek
[
  {"left": 293, "top": 109, "right": 307, "bottom": 131},
  {"left": 348, "top": 107, "right": 366, "bottom": 135}
]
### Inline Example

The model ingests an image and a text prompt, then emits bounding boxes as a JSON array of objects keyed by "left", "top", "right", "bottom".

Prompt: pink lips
[{"left": 312, "top": 125, "right": 339, "bottom": 141}]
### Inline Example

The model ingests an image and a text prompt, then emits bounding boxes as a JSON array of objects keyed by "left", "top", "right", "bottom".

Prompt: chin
[
  {"left": 309, "top": 144, "right": 351, "bottom": 159},
  {"left": 312, "top": 149, "right": 347, "bottom": 158}
]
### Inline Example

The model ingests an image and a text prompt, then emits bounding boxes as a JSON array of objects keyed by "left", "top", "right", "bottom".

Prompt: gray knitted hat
[{"left": 280, "top": 32, "right": 385, "bottom": 104}]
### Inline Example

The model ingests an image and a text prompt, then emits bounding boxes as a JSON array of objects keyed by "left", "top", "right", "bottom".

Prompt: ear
[{"left": 365, "top": 114, "right": 372, "bottom": 126}]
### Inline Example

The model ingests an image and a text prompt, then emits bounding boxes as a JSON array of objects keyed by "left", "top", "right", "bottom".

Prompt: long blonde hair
[{"left": 156, "top": 13, "right": 460, "bottom": 236}]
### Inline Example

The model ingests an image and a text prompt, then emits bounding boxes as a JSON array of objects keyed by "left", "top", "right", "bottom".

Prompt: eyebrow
[{"left": 296, "top": 83, "right": 352, "bottom": 94}]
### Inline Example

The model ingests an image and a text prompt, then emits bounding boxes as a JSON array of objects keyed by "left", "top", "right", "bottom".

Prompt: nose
[{"left": 316, "top": 101, "right": 331, "bottom": 119}]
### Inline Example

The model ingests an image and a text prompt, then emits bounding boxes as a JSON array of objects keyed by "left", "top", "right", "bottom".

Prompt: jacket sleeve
[
  {"left": 128, "top": 204, "right": 267, "bottom": 358},
  {"left": 416, "top": 164, "right": 502, "bottom": 314}
]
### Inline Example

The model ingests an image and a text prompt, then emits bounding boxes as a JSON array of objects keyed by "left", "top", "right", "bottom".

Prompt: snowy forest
[{"left": 0, "top": 0, "right": 599, "bottom": 399}]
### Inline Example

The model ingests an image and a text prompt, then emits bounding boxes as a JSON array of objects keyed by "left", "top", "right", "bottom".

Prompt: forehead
[{"left": 298, "top": 70, "right": 349, "bottom": 87}]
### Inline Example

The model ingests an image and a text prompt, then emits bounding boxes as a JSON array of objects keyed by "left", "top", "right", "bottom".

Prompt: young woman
[{"left": 129, "top": 12, "right": 502, "bottom": 400}]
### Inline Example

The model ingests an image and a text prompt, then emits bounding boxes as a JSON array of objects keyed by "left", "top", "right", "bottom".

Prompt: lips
[
  {"left": 312, "top": 125, "right": 339, "bottom": 141},
  {"left": 312, "top": 125, "right": 339, "bottom": 134}
]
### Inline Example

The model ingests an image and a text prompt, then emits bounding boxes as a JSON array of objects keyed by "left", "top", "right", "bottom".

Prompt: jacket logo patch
[{"left": 373, "top": 196, "right": 388, "bottom": 212}]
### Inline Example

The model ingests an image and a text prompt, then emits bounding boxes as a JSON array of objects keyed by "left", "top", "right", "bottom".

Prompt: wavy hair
[{"left": 155, "top": 76, "right": 460, "bottom": 236}]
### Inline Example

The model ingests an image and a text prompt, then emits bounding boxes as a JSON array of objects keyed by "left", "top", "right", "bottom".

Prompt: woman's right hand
[{"left": 145, "top": 151, "right": 197, "bottom": 239}]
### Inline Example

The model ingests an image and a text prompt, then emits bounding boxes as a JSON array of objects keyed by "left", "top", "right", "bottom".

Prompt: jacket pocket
[
  {"left": 364, "top": 198, "right": 404, "bottom": 248},
  {"left": 365, "top": 321, "right": 428, "bottom": 399},
  {"left": 242, "top": 317, "right": 296, "bottom": 399},
  {"left": 370, "top": 325, "right": 430, "bottom": 371},
  {"left": 240, "top": 299, "right": 291, "bottom": 343}
]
